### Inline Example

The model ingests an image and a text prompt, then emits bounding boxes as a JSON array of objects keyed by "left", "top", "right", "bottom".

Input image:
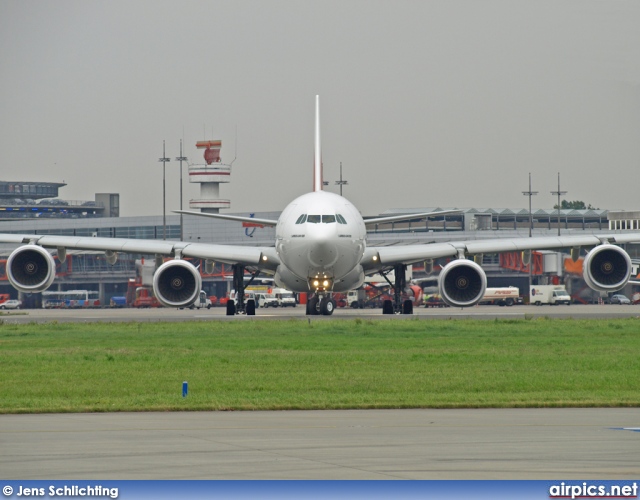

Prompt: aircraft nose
[
  {"left": 308, "top": 240, "right": 338, "bottom": 267},
  {"left": 307, "top": 225, "right": 339, "bottom": 268}
]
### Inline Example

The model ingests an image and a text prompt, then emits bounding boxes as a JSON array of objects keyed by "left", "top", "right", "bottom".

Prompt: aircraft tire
[
  {"left": 226, "top": 301, "right": 236, "bottom": 316},
  {"left": 402, "top": 300, "right": 413, "bottom": 315},
  {"left": 246, "top": 300, "right": 256, "bottom": 316},
  {"left": 382, "top": 300, "right": 394, "bottom": 315},
  {"left": 320, "top": 297, "right": 335, "bottom": 315},
  {"left": 307, "top": 296, "right": 320, "bottom": 315}
]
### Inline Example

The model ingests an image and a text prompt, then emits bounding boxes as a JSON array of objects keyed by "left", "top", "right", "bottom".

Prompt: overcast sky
[{"left": 1, "top": 0, "right": 639, "bottom": 217}]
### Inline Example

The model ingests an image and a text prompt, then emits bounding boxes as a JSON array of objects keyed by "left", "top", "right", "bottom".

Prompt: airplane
[{"left": 1, "top": 96, "right": 640, "bottom": 316}]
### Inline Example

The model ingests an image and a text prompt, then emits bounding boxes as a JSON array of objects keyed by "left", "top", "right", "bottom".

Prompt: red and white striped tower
[{"left": 188, "top": 140, "right": 231, "bottom": 213}]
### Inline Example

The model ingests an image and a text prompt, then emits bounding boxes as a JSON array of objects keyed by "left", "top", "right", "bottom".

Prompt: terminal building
[
  {"left": 0, "top": 180, "right": 119, "bottom": 219},
  {"left": 1, "top": 200, "right": 639, "bottom": 308}
]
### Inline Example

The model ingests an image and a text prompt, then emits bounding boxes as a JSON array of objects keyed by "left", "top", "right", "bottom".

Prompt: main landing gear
[
  {"left": 381, "top": 264, "right": 414, "bottom": 315},
  {"left": 306, "top": 294, "right": 336, "bottom": 316},
  {"left": 226, "top": 264, "right": 257, "bottom": 316}
]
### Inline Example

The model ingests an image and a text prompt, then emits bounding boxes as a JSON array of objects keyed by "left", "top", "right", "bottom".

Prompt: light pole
[
  {"left": 522, "top": 173, "right": 538, "bottom": 301},
  {"left": 175, "top": 140, "right": 188, "bottom": 241},
  {"left": 550, "top": 172, "right": 567, "bottom": 236},
  {"left": 522, "top": 173, "right": 538, "bottom": 238},
  {"left": 158, "top": 141, "right": 171, "bottom": 240},
  {"left": 334, "top": 162, "right": 348, "bottom": 196}
]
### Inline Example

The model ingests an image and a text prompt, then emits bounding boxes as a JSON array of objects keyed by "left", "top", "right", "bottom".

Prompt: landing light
[{"left": 309, "top": 277, "right": 332, "bottom": 291}]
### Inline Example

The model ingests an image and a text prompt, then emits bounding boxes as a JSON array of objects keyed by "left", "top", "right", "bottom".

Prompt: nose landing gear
[{"left": 306, "top": 294, "right": 335, "bottom": 315}]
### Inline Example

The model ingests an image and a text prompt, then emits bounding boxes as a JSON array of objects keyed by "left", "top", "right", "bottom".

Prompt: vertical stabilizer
[{"left": 313, "top": 95, "right": 323, "bottom": 191}]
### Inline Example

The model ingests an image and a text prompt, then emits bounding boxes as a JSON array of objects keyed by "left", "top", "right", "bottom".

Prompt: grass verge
[{"left": 0, "top": 317, "right": 639, "bottom": 413}]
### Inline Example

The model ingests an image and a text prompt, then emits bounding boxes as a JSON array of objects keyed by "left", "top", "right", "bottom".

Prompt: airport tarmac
[
  {"left": 1, "top": 408, "right": 639, "bottom": 479},
  {"left": 1, "top": 305, "right": 638, "bottom": 480},
  {"left": 0, "top": 303, "right": 639, "bottom": 323}
]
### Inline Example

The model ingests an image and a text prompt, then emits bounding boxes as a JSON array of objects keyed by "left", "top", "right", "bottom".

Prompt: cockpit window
[
  {"left": 305, "top": 214, "right": 342, "bottom": 224},
  {"left": 322, "top": 215, "right": 336, "bottom": 224}
]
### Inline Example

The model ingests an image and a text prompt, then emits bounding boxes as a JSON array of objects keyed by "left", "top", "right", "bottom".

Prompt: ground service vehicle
[
  {"left": 42, "top": 290, "right": 100, "bottom": 308},
  {"left": 530, "top": 285, "right": 571, "bottom": 305},
  {"left": 480, "top": 287, "right": 522, "bottom": 306},
  {"left": 110, "top": 296, "right": 127, "bottom": 307},
  {"left": 273, "top": 288, "right": 296, "bottom": 307},
  {"left": 132, "top": 287, "right": 162, "bottom": 308},
  {"left": 256, "top": 293, "right": 278, "bottom": 308},
  {"left": 190, "top": 290, "right": 212, "bottom": 309}
]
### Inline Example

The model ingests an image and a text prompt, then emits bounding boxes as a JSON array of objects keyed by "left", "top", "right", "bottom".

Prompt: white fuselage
[{"left": 274, "top": 191, "right": 367, "bottom": 293}]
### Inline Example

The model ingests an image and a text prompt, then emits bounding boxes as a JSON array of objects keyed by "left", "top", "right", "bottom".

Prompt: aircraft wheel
[
  {"left": 246, "top": 300, "right": 256, "bottom": 316},
  {"left": 382, "top": 300, "right": 394, "bottom": 315},
  {"left": 320, "top": 297, "right": 335, "bottom": 315},
  {"left": 307, "top": 296, "right": 320, "bottom": 315},
  {"left": 402, "top": 300, "right": 413, "bottom": 315},
  {"left": 226, "top": 301, "right": 236, "bottom": 316}
]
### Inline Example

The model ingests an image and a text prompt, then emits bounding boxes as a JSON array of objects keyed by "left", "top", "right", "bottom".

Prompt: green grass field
[{"left": 1, "top": 317, "right": 639, "bottom": 413}]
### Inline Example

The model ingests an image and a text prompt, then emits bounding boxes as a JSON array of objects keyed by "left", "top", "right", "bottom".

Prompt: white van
[
  {"left": 273, "top": 288, "right": 296, "bottom": 307},
  {"left": 255, "top": 292, "right": 278, "bottom": 308}
]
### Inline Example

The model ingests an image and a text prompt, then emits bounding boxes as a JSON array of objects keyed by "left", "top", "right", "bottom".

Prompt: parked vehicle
[
  {"left": 609, "top": 294, "right": 631, "bottom": 305},
  {"left": 480, "top": 287, "right": 522, "bottom": 306},
  {"left": 273, "top": 288, "right": 296, "bottom": 307},
  {"left": 0, "top": 299, "right": 21, "bottom": 309},
  {"left": 530, "top": 285, "right": 571, "bottom": 305},
  {"left": 189, "top": 290, "right": 212, "bottom": 309},
  {"left": 110, "top": 296, "right": 127, "bottom": 307},
  {"left": 255, "top": 292, "right": 278, "bottom": 308}
]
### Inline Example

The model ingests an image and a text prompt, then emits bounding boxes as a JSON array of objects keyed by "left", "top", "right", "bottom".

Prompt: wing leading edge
[
  {"left": 1, "top": 234, "right": 279, "bottom": 270},
  {"left": 363, "top": 233, "right": 640, "bottom": 273}
]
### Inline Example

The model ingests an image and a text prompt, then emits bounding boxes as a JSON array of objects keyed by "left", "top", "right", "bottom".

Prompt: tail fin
[{"left": 313, "top": 95, "right": 323, "bottom": 192}]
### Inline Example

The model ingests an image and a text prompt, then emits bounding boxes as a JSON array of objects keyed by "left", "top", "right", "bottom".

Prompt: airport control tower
[{"left": 188, "top": 140, "right": 231, "bottom": 213}]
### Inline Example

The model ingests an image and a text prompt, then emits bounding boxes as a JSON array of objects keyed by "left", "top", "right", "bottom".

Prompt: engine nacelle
[
  {"left": 7, "top": 245, "right": 56, "bottom": 293},
  {"left": 438, "top": 259, "right": 487, "bottom": 308},
  {"left": 153, "top": 260, "right": 202, "bottom": 308},
  {"left": 583, "top": 244, "right": 631, "bottom": 292}
]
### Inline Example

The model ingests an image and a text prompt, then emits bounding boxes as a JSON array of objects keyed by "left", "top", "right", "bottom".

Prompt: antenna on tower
[{"left": 230, "top": 125, "right": 238, "bottom": 166}]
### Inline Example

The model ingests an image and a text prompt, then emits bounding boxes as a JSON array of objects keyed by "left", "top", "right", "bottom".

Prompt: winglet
[{"left": 313, "top": 95, "right": 323, "bottom": 192}]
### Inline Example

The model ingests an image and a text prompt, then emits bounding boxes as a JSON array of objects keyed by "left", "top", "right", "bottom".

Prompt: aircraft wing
[
  {"left": 0, "top": 234, "right": 280, "bottom": 271},
  {"left": 363, "top": 209, "right": 462, "bottom": 227},
  {"left": 173, "top": 210, "right": 278, "bottom": 227},
  {"left": 362, "top": 233, "right": 640, "bottom": 272}
]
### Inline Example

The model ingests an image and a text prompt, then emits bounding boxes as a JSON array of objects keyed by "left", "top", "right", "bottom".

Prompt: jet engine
[
  {"left": 152, "top": 260, "right": 202, "bottom": 308},
  {"left": 7, "top": 245, "right": 56, "bottom": 293},
  {"left": 583, "top": 244, "right": 632, "bottom": 292},
  {"left": 438, "top": 259, "right": 487, "bottom": 308}
]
